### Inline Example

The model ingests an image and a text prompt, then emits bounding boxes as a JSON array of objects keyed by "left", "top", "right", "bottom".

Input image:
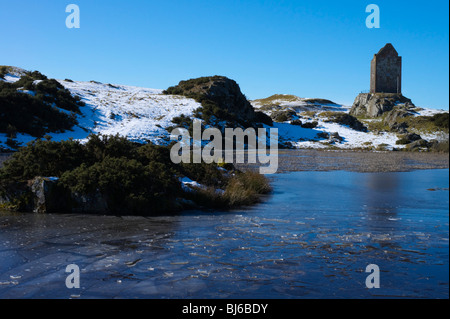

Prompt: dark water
[{"left": 0, "top": 169, "right": 448, "bottom": 299}]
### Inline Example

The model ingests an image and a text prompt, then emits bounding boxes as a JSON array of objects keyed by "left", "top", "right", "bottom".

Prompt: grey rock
[
  {"left": 383, "top": 108, "right": 413, "bottom": 131},
  {"left": 330, "top": 132, "right": 344, "bottom": 143},
  {"left": 350, "top": 93, "right": 415, "bottom": 118},
  {"left": 396, "top": 133, "right": 423, "bottom": 145},
  {"left": 29, "top": 177, "right": 64, "bottom": 214},
  {"left": 271, "top": 109, "right": 297, "bottom": 122},
  {"left": 316, "top": 132, "right": 330, "bottom": 139},
  {"left": 406, "top": 139, "right": 430, "bottom": 151},
  {"left": 389, "top": 121, "right": 409, "bottom": 133},
  {"left": 404, "top": 133, "right": 422, "bottom": 142}
]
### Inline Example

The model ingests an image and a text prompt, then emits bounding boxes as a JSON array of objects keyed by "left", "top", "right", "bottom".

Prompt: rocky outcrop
[
  {"left": 29, "top": 177, "right": 71, "bottom": 213},
  {"left": 316, "top": 132, "right": 343, "bottom": 144},
  {"left": 271, "top": 109, "right": 297, "bottom": 122},
  {"left": 382, "top": 107, "right": 414, "bottom": 132},
  {"left": 350, "top": 93, "right": 415, "bottom": 118},
  {"left": 405, "top": 139, "right": 431, "bottom": 151},
  {"left": 164, "top": 76, "right": 272, "bottom": 126},
  {"left": 396, "top": 133, "right": 423, "bottom": 145},
  {"left": 323, "top": 113, "right": 368, "bottom": 132},
  {"left": 2, "top": 177, "right": 108, "bottom": 214}
]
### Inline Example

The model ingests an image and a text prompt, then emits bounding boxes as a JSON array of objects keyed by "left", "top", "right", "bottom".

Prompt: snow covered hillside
[
  {"left": 252, "top": 94, "right": 448, "bottom": 151},
  {"left": 0, "top": 67, "right": 448, "bottom": 152},
  {"left": 0, "top": 69, "right": 201, "bottom": 149},
  {"left": 58, "top": 80, "right": 201, "bottom": 144}
]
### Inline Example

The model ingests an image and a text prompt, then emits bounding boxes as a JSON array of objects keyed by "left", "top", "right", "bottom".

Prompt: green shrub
[
  {"left": 5, "top": 138, "right": 21, "bottom": 150},
  {"left": 60, "top": 156, "right": 181, "bottom": 214},
  {"left": 429, "top": 140, "right": 449, "bottom": 153},
  {"left": 0, "top": 139, "right": 86, "bottom": 181},
  {"left": 271, "top": 110, "right": 297, "bottom": 123},
  {"left": 430, "top": 113, "right": 449, "bottom": 130},
  {"left": 181, "top": 162, "right": 229, "bottom": 188},
  {"left": 301, "top": 121, "right": 319, "bottom": 129},
  {"left": 0, "top": 66, "right": 7, "bottom": 79},
  {"left": 0, "top": 135, "right": 271, "bottom": 215},
  {"left": 396, "top": 137, "right": 411, "bottom": 145},
  {"left": 0, "top": 72, "right": 84, "bottom": 138},
  {"left": 393, "top": 113, "right": 450, "bottom": 133}
]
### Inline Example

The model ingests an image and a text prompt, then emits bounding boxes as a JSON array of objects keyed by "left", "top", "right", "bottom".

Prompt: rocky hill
[{"left": 163, "top": 76, "right": 272, "bottom": 128}]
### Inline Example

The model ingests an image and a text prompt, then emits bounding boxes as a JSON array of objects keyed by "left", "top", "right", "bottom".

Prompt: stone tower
[{"left": 370, "top": 43, "right": 402, "bottom": 94}]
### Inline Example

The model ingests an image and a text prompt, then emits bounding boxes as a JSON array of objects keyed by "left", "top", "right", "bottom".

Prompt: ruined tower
[{"left": 370, "top": 43, "right": 402, "bottom": 94}]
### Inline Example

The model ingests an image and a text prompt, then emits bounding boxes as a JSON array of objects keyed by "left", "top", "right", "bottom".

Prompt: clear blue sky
[{"left": 1, "top": 0, "right": 448, "bottom": 109}]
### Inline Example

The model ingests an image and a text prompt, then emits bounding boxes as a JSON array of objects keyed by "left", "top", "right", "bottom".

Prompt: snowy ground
[
  {"left": 57, "top": 80, "right": 201, "bottom": 144},
  {"left": 274, "top": 120, "right": 402, "bottom": 150},
  {"left": 252, "top": 95, "right": 448, "bottom": 151},
  {"left": 0, "top": 70, "right": 448, "bottom": 151},
  {"left": 0, "top": 73, "right": 201, "bottom": 149}
]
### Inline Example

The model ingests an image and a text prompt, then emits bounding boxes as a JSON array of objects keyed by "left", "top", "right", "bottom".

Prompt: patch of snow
[
  {"left": 57, "top": 80, "right": 202, "bottom": 145},
  {"left": 273, "top": 117, "right": 405, "bottom": 150},
  {"left": 415, "top": 108, "right": 448, "bottom": 117},
  {"left": 2, "top": 74, "right": 21, "bottom": 83},
  {"left": 17, "top": 89, "right": 36, "bottom": 96},
  {"left": 179, "top": 177, "right": 206, "bottom": 192}
]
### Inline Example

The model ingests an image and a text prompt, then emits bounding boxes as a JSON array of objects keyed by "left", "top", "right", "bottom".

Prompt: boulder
[
  {"left": 316, "top": 132, "right": 330, "bottom": 139},
  {"left": 405, "top": 139, "right": 430, "bottom": 151},
  {"left": 271, "top": 109, "right": 297, "bottom": 122},
  {"left": 2, "top": 177, "right": 108, "bottom": 214},
  {"left": 350, "top": 93, "right": 415, "bottom": 118},
  {"left": 389, "top": 121, "right": 409, "bottom": 133},
  {"left": 29, "top": 177, "right": 68, "bottom": 214},
  {"left": 164, "top": 76, "right": 263, "bottom": 126},
  {"left": 330, "top": 132, "right": 344, "bottom": 143},
  {"left": 316, "top": 132, "right": 343, "bottom": 143},
  {"left": 383, "top": 107, "right": 413, "bottom": 132},
  {"left": 396, "top": 133, "right": 423, "bottom": 145},
  {"left": 324, "top": 113, "right": 367, "bottom": 132},
  {"left": 301, "top": 121, "right": 319, "bottom": 129}
]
